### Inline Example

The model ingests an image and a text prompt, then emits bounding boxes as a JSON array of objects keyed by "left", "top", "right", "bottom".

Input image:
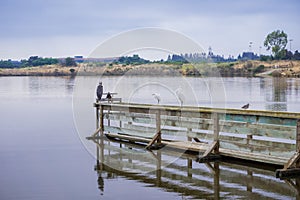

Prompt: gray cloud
[{"left": 0, "top": 0, "right": 299, "bottom": 59}]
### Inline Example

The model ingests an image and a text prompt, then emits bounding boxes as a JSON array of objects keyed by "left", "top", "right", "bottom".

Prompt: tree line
[{"left": 0, "top": 56, "right": 77, "bottom": 68}]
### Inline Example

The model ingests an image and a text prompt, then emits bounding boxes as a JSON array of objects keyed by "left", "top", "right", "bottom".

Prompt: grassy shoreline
[{"left": 1, "top": 60, "right": 299, "bottom": 77}]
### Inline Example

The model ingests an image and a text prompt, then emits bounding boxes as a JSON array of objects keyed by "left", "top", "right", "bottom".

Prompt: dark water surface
[{"left": 0, "top": 76, "right": 300, "bottom": 199}]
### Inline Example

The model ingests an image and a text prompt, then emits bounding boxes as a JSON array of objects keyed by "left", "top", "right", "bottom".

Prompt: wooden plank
[
  {"left": 218, "top": 134, "right": 295, "bottom": 150},
  {"left": 221, "top": 122, "right": 296, "bottom": 140},
  {"left": 110, "top": 112, "right": 295, "bottom": 133},
  {"left": 220, "top": 141, "right": 295, "bottom": 158},
  {"left": 96, "top": 102, "right": 300, "bottom": 119},
  {"left": 213, "top": 120, "right": 291, "bottom": 141},
  {"left": 163, "top": 141, "right": 210, "bottom": 152},
  {"left": 106, "top": 133, "right": 152, "bottom": 144},
  {"left": 220, "top": 148, "right": 289, "bottom": 165}
]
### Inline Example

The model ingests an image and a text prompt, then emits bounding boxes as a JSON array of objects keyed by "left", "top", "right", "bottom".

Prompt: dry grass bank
[{"left": 1, "top": 61, "right": 300, "bottom": 77}]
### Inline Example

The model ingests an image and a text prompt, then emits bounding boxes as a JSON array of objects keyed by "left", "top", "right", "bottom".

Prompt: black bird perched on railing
[
  {"left": 241, "top": 103, "right": 249, "bottom": 109},
  {"left": 96, "top": 82, "right": 103, "bottom": 101},
  {"left": 106, "top": 92, "right": 112, "bottom": 102}
]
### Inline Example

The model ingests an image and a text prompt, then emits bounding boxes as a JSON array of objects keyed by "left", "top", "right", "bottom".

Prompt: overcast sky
[{"left": 0, "top": 0, "right": 299, "bottom": 60}]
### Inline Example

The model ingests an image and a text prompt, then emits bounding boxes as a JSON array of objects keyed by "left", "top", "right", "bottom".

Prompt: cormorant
[
  {"left": 96, "top": 82, "right": 103, "bottom": 100},
  {"left": 106, "top": 92, "right": 112, "bottom": 102}
]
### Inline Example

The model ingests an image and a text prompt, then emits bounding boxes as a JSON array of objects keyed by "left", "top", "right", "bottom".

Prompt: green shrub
[{"left": 253, "top": 65, "right": 265, "bottom": 74}]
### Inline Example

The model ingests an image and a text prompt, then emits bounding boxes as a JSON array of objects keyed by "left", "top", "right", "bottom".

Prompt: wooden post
[
  {"left": 156, "top": 110, "right": 161, "bottom": 144},
  {"left": 128, "top": 147, "right": 132, "bottom": 164},
  {"left": 187, "top": 128, "right": 192, "bottom": 142},
  {"left": 296, "top": 120, "right": 300, "bottom": 167},
  {"left": 214, "top": 162, "right": 220, "bottom": 200},
  {"left": 296, "top": 178, "right": 300, "bottom": 199},
  {"left": 100, "top": 136, "right": 104, "bottom": 169},
  {"left": 95, "top": 101, "right": 99, "bottom": 159},
  {"left": 297, "top": 120, "right": 300, "bottom": 153},
  {"left": 156, "top": 150, "right": 162, "bottom": 186},
  {"left": 107, "top": 106, "right": 111, "bottom": 127},
  {"left": 96, "top": 103, "right": 99, "bottom": 130},
  {"left": 99, "top": 104, "right": 104, "bottom": 136},
  {"left": 213, "top": 113, "right": 220, "bottom": 154},
  {"left": 187, "top": 158, "right": 192, "bottom": 178},
  {"left": 247, "top": 170, "right": 253, "bottom": 192},
  {"left": 247, "top": 134, "right": 253, "bottom": 153},
  {"left": 119, "top": 98, "right": 122, "bottom": 128}
]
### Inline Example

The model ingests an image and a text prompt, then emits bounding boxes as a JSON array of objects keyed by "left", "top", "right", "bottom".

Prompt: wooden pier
[{"left": 89, "top": 101, "right": 300, "bottom": 179}]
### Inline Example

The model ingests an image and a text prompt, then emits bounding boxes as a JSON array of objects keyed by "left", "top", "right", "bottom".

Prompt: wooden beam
[
  {"left": 213, "top": 113, "right": 220, "bottom": 154},
  {"left": 193, "top": 138, "right": 203, "bottom": 143},
  {"left": 296, "top": 120, "right": 300, "bottom": 153},
  {"left": 276, "top": 168, "right": 300, "bottom": 179},
  {"left": 205, "top": 163, "right": 216, "bottom": 174},
  {"left": 99, "top": 104, "right": 104, "bottom": 136},
  {"left": 156, "top": 110, "right": 161, "bottom": 144},
  {"left": 283, "top": 152, "right": 300, "bottom": 170},
  {"left": 187, "top": 128, "right": 192, "bottom": 142},
  {"left": 95, "top": 101, "right": 300, "bottom": 119},
  {"left": 99, "top": 97, "right": 122, "bottom": 102},
  {"left": 91, "top": 127, "right": 102, "bottom": 138},
  {"left": 146, "top": 132, "right": 161, "bottom": 149},
  {"left": 296, "top": 119, "right": 300, "bottom": 168},
  {"left": 202, "top": 141, "right": 219, "bottom": 157},
  {"left": 96, "top": 102, "right": 99, "bottom": 129}
]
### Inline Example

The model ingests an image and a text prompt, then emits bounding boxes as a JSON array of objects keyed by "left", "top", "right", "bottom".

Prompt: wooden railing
[{"left": 92, "top": 102, "right": 300, "bottom": 177}]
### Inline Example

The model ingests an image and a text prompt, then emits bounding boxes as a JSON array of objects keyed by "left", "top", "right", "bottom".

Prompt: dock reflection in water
[{"left": 91, "top": 137, "right": 299, "bottom": 199}]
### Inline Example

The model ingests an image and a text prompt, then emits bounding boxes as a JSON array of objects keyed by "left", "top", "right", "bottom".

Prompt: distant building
[
  {"left": 74, "top": 56, "right": 84, "bottom": 63},
  {"left": 238, "top": 52, "right": 259, "bottom": 60},
  {"left": 84, "top": 57, "right": 119, "bottom": 63},
  {"left": 57, "top": 56, "right": 119, "bottom": 63}
]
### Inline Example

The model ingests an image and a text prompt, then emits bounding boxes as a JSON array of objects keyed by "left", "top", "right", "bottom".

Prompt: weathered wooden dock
[{"left": 89, "top": 101, "right": 300, "bottom": 178}]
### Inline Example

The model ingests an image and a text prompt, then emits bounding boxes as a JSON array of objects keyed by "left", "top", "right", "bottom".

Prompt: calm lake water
[{"left": 1, "top": 76, "right": 300, "bottom": 199}]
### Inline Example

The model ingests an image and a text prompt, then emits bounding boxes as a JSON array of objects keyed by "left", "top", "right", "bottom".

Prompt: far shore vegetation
[{"left": 1, "top": 30, "right": 300, "bottom": 77}]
